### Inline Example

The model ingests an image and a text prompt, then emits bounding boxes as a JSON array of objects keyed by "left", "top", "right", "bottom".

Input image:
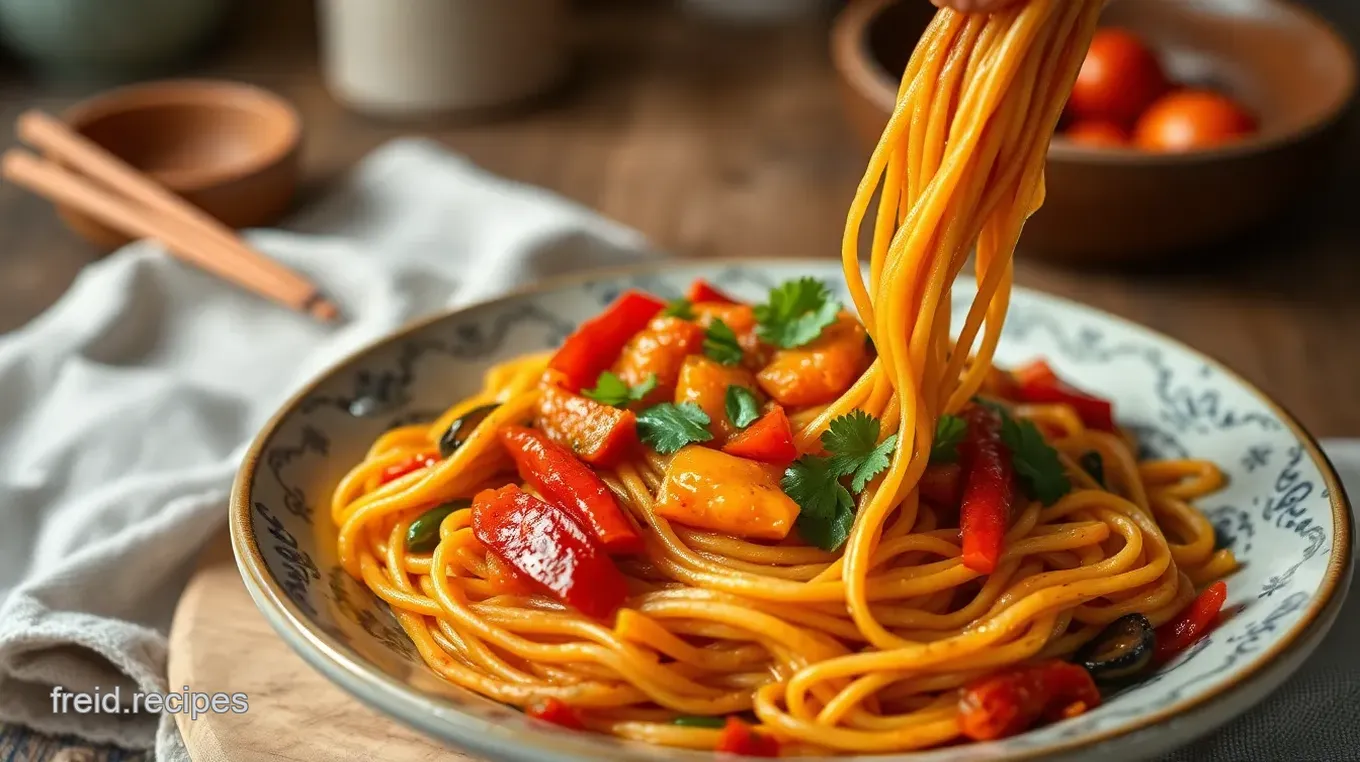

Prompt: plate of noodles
[{"left": 231, "top": 1, "right": 1351, "bottom": 760}]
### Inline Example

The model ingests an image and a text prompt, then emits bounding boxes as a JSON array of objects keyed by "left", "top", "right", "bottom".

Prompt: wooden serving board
[{"left": 168, "top": 532, "right": 476, "bottom": 762}]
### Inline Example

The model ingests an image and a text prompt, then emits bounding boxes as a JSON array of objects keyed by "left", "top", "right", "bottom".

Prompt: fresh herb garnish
[
  {"left": 703, "top": 319, "right": 744, "bottom": 366},
  {"left": 823, "top": 411, "right": 898, "bottom": 493},
  {"left": 783, "top": 456, "right": 857, "bottom": 552},
  {"left": 1080, "top": 451, "right": 1106, "bottom": 488},
  {"left": 661, "top": 298, "right": 695, "bottom": 320},
  {"left": 781, "top": 411, "right": 897, "bottom": 551},
  {"left": 973, "top": 398, "right": 1072, "bottom": 505},
  {"left": 725, "top": 386, "right": 761, "bottom": 430},
  {"left": 637, "top": 402, "right": 713, "bottom": 455},
  {"left": 930, "top": 413, "right": 967, "bottom": 463},
  {"left": 999, "top": 412, "right": 1071, "bottom": 505},
  {"left": 753, "top": 277, "right": 842, "bottom": 349},
  {"left": 582, "top": 371, "right": 657, "bottom": 407}
]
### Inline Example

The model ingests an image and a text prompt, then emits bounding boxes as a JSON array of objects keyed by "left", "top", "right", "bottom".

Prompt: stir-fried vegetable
[
  {"left": 548, "top": 290, "right": 665, "bottom": 392},
  {"left": 756, "top": 316, "right": 869, "bottom": 407},
  {"left": 499, "top": 426, "right": 642, "bottom": 554},
  {"left": 959, "top": 405, "right": 1016, "bottom": 575},
  {"left": 536, "top": 382, "right": 639, "bottom": 467},
  {"left": 715, "top": 716, "right": 780, "bottom": 757},
  {"left": 1075, "top": 613, "right": 1157, "bottom": 684},
  {"left": 1013, "top": 360, "right": 1116, "bottom": 432},
  {"left": 686, "top": 278, "right": 738, "bottom": 304},
  {"left": 472, "top": 485, "right": 628, "bottom": 619},
  {"left": 437, "top": 404, "right": 500, "bottom": 458},
  {"left": 612, "top": 316, "right": 706, "bottom": 403},
  {"left": 379, "top": 452, "right": 439, "bottom": 485},
  {"left": 673, "top": 356, "right": 757, "bottom": 446},
  {"left": 722, "top": 406, "right": 798, "bottom": 467},
  {"left": 958, "top": 660, "right": 1101, "bottom": 741},
  {"left": 525, "top": 698, "right": 584, "bottom": 729},
  {"left": 1155, "top": 581, "right": 1228, "bottom": 663},
  {"left": 405, "top": 501, "right": 469, "bottom": 553},
  {"left": 656, "top": 446, "right": 800, "bottom": 540}
]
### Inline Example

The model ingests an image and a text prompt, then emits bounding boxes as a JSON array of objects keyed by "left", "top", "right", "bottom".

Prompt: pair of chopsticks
[{"left": 2, "top": 110, "right": 339, "bottom": 323}]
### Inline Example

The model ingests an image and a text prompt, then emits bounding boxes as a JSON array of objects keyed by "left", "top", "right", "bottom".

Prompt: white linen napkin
[
  {"left": 0, "top": 137, "right": 1355, "bottom": 762},
  {"left": 0, "top": 138, "right": 654, "bottom": 760}
]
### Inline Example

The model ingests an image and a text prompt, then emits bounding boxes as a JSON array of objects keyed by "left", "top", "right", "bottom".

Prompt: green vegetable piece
[
  {"left": 703, "top": 318, "right": 744, "bottom": 366},
  {"left": 661, "top": 298, "right": 696, "bottom": 320},
  {"left": 783, "top": 456, "right": 857, "bottom": 552},
  {"left": 583, "top": 371, "right": 657, "bottom": 407},
  {"left": 437, "top": 404, "right": 500, "bottom": 458},
  {"left": 823, "top": 410, "right": 897, "bottom": 493},
  {"left": 672, "top": 715, "right": 726, "bottom": 728},
  {"left": 406, "top": 501, "right": 471, "bottom": 553},
  {"left": 753, "top": 277, "right": 842, "bottom": 349},
  {"left": 1080, "top": 451, "right": 1106, "bottom": 488},
  {"left": 930, "top": 414, "right": 967, "bottom": 464},
  {"left": 637, "top": 402, "right": 714, "bottom": 455},
  {"left": 725, "top": 386, "right": 761, "bottom": 430}
]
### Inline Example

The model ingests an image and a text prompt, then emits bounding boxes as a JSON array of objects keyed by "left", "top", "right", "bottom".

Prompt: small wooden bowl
[
  {"left": 831, "top": 0, "right": 1358, "bottom": 265},
  {"left": 55, "top": 80, "right": 302, "bottom": 250}
]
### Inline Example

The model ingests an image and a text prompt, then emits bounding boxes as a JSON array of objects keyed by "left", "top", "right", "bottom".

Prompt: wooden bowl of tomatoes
[{"left": 832, "top": 0, "right": 1358, "bottom": 264}]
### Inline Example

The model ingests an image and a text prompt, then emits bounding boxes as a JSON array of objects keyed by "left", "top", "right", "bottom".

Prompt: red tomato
[
  {"left": 1069, "top": 29, "right": 1169, "bottom": 125},
  {"left": 1064, "top": 120, "right": 1130, "bottom": 148},
  {"left": 1133, "top": 90, "right": 1256, "bottom": 153}
]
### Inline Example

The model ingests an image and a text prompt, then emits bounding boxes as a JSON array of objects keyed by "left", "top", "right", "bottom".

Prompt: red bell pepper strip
[
  {"left": 547, "top": 290, "right": 667, "bottom": 392},
  {"left": 687, "top": 279, "right": 739, "bottom": 304},
  {"left": 525, "top": 698, "right": 584, "bottom": 730},
  {"left": 715, "top": 716, "right": 780, "bottom": 757},
  {"left": 379, "top": 452, "right": 439, "bottom": 485},
  {"left": 918, "top": 462, "right": 964, "bottom": 508},
  {"left": 499, "top": 425, "right": 643, "bottom": 555},
  {"left": 958, "top": 660, "right": 1102, "bottom": 741},
  {"left": 472, "top": 485, "right": 629, "bottom": 619},
  {"left": 536, "top": 382, "right": 640, "bottom": 467},
  {"left": 721, "top": 406, "right": 798, "bottom": 467},
  {"left": 1155, "top": 580, "right": 1228, "bottom": 663},
  {"left": 959, "top": 405, "right": 1016, "bottom": 575},
  {"left": 1013, "top": 360, "right": 1116, "bottom": 432}
]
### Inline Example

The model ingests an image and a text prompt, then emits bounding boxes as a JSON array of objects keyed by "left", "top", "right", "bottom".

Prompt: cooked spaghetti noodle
[{"left": 332, "top": 0, "right": 1234, "bottom": 755}]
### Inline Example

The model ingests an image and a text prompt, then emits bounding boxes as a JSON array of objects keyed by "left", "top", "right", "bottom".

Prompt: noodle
[{"left": 332, "top": 0, "right": 1233, "bottom": 754}]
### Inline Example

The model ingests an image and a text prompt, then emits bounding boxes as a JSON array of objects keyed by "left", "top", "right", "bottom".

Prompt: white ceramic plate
[{"left": 231, "top": 260, "right": 1352, "bottom": 761}]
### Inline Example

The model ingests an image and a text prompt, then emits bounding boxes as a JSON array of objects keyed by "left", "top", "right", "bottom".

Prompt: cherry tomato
[
  {"left": 1064, "top": 120, "right": 1130, "bottom": 148},
  {"left": 1069, "top": 29, "right": 1169, "bottom": 125},
  {"left": 1133, "top": 90, "right": 1256, "bottom": 153}
]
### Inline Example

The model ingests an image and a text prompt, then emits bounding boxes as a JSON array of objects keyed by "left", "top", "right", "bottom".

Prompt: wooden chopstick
[{"left": 6, "top": 109, "right": 339, "bottom": 323}]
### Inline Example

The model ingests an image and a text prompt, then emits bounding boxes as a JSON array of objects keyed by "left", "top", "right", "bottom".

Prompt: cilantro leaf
[
  {"left": 725, "top": 386, "right": 761, "bottom": 430},
  {"left": 999, "top": 414, "right": 1071, "bottom": 505},
  {"left": 637, "top": 402, "right": 713, "bottom": 454},
  {"left": 754, "top": 277, "right": 842, "bottom": 349},
  {"left": 661, "top": 298, "right": 695, "bottom": 320},
  {"left": 703, "top": 319, "right": 744, "bottom": 366},
  {"left": 930, "top": 414, "right": 967, "bottom": 463},
  {"left": 823, "top": 411, "right": 897, "bottom": 492},
  {"left": 583, "top": 372, "right": 657, "bottom": 407},
  {"left": 783, "top": 457, "right": 856, "bottom": 551},
  {"left": 630, "top": 374, "right": 658, "bottom": 401}
]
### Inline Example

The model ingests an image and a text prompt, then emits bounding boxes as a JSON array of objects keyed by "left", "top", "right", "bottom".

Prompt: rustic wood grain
[{"left": 1, "top": 0, "right": 1359, "bottom": 758}]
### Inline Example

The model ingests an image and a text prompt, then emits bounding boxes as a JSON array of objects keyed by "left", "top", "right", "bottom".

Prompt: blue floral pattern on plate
[{"left": 234, "top": 261, "right": 1351, "bottom": 762}]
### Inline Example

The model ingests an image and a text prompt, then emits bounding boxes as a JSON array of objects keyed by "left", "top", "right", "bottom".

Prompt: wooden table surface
[{"left": 2, "top": 0, "right": 1359, "bottom": 759}]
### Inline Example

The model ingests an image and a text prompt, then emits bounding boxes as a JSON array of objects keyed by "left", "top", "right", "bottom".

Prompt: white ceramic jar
[{"left": 319, "top": 0, "right": 568, "bottom": 118}]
